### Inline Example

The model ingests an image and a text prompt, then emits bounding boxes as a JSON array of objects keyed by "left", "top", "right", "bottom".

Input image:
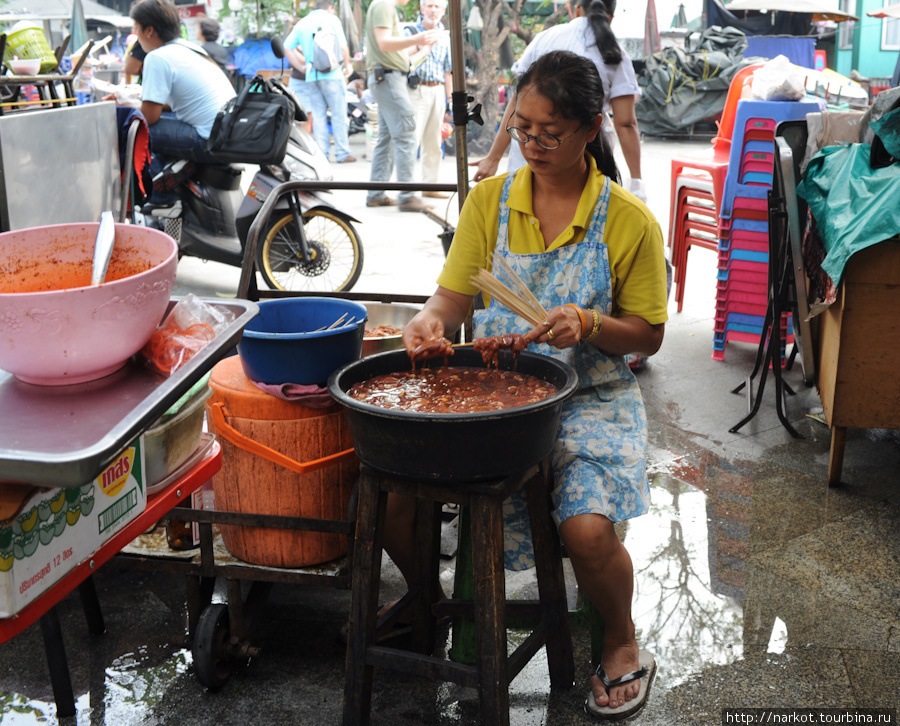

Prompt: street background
[{"left": 1, "top": 129, "right": 898, "bottom": 726}]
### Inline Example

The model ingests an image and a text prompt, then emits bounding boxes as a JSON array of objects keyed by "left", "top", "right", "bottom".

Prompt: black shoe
[{"left": 152, "top": 161, "right": 196, "bottom": 194}]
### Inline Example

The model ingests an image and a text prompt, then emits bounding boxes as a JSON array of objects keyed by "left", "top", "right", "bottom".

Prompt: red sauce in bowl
[{"left": 0, "top": 244, "right": 155, "bottom": 293}]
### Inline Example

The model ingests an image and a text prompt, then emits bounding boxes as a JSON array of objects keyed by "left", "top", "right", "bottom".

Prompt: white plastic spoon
[{"left": 91, "top": 211, "right": 116, "bottom": 286}]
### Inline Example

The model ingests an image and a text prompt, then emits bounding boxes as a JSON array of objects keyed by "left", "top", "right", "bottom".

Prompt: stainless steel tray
[{"left": 0, "top": 297, "right": 258, "bottom": 487}]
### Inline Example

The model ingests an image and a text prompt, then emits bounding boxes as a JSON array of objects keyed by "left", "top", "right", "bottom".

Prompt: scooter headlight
[
  {"left": 282, "top": 154, "right": 316, "bottom": 181},
  {"left": 267, "top": 165, "right": 291, "bottom": 182}
]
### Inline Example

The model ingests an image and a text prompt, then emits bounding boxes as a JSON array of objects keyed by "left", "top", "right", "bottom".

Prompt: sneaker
[
  {"left": 366, "top": 196, "right": 397, "bottom": 207},
  {"left": 151, "top": 161, "right": 195, "bottom": 194},
  {"left": 422, "top": 191, "right": 450, "bottom": 198},
  {"left": 337, "top": 155, "right": 357, "bottom": 163},
  {"left": 398, "top": 197, "right": 432, "bottom": 213},
  {"left": 143, "top": 200, "right": 183, "bottom": 219}
]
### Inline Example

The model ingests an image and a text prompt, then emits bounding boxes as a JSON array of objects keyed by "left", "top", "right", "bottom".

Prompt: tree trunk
[
  {"left": 466, "top": 0, "right": 510, "bottom": 154},
  {"left": 463, "top": 0, "right": 566, "bottom": 155}
]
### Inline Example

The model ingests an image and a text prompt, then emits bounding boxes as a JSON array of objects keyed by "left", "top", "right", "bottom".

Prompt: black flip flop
[{"left": 584, "top": 649, "right": 657, "bottom": 721}]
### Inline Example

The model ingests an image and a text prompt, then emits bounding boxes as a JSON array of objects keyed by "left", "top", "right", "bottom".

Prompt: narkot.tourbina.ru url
[{"left": 723, "top": 709, "right": 896, "bottom": 724}]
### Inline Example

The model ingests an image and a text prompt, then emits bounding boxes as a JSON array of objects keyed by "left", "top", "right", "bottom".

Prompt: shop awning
[
  {"left": 0, "top": 0, "right": 132, "bottom": 28},
  {"left": 724, "top": 0, "right": 858, "bottom": 23},
  {"left": 867, "top": 4, "right": 900, "bottom": 19}
]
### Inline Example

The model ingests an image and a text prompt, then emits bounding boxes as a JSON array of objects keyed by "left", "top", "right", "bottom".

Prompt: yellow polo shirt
[{"left": 438, "top": 156, "right": 669, "bottom": 325}]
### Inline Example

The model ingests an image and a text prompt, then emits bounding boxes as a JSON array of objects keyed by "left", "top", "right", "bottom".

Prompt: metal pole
[{"left": 448, "top": 0, "right": 470, "bottom": 212}]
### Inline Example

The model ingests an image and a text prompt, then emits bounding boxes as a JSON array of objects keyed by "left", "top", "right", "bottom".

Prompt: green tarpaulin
[{"left": 798, "top": 143, "right": 900, "bottom": 286}]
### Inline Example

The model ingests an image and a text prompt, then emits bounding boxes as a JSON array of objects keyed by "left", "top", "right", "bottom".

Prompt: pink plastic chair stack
[{"left": 712, "top": 97, "right": 822, "bottom": 360}]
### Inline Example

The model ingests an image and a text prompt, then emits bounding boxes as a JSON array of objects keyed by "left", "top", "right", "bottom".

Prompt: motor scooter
[
  {"left": 134, "top": 64, "right": 364, "bottom": 293},
  {"left": 346, "top": 88, "right": 368, "bottom": 136}
]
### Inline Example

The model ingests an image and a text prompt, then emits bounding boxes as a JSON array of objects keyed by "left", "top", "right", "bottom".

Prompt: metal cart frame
[{"left": 112, "top": 190, "right": 436, "bottom": 687}]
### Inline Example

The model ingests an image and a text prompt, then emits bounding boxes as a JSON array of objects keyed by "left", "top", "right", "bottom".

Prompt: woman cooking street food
[{"left": 396, "top": 50, "right": 668, "bottom": 720}]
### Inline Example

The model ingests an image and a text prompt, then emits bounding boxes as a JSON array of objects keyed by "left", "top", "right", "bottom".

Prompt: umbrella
[
  {"left": 0, "top": 0, "right": 132, "bottom": 27},
  {"left": 673, "top": 2, "right": 688, "bottom": 28},
  {"left": 724, "top": 0, "right": 858, "bottom": 22},
  {"left": 70, "top": 0, "right": 89, "bottom": 55},
  {"left": 867, "top": 4, "right": 900, "bottom": 19},
  {"left": 644, "top": 0, "right": 661, "bottom": 57}
]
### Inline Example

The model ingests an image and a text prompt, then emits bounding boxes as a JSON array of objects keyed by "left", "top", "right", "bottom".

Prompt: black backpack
[{"left": 207, "top": 75, "right": 295, "bottom": 165}]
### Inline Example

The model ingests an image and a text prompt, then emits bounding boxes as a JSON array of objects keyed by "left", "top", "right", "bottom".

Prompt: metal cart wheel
[{"left": 192, "top": 603, "right": 233, "bottom": 689}]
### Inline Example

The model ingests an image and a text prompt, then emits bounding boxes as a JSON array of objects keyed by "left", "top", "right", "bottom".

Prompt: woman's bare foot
[{"left": 590, "top": 639, "right": 642, "bottom": 709}]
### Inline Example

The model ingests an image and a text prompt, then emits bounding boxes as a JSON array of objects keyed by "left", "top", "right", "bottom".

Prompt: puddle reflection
[
  {"left": 628, "top": 472, "right": 745, "bottom": 685},
  {"left": 102, "top": 649, "right": 192, "bottom": 725},
  {"left": 0, "top": 649, "right": 191, "bottom": 725}
]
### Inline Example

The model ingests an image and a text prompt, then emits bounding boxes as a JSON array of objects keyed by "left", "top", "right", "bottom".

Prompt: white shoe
[{"left": 144, "top": 200, "right": 183, "bottom": 219}]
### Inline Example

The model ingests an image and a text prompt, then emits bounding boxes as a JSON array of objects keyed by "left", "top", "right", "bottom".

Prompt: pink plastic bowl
[{"left": 0, "top": 222, "right": 178, "bottom": 385}]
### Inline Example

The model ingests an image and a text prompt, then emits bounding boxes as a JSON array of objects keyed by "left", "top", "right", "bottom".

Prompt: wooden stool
[{"left": 343, "top": 460, "right": 575, "bottom": 726}]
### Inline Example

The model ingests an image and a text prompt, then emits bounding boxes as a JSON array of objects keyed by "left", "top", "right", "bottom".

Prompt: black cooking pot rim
[{"left": 327, "top": 348, "right": 579, "bottom": 421}]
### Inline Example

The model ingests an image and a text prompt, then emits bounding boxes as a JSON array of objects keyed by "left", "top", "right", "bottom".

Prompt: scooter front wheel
[{"left": 258, "top": 209, "right": 364, "bottom": 293}]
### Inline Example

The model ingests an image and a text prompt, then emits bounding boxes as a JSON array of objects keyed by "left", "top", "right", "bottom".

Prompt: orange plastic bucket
[{"left": 206, "top": 356, "right": 358, "bottom": 567}]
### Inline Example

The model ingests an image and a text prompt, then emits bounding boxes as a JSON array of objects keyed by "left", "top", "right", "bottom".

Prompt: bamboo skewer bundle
[
  {"left": 312, "top": 313, "right": 356, "bottom": 332},
  {"left": 494, "top": 255, "right": 548, "bottom": 320},
  {"left": 470, "top": 254, "right": 549, "bottom": 327}
]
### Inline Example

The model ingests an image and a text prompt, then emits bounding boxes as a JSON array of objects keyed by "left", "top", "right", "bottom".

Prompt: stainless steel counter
[{"left": 0, "top": 298, "right": 258, "bottom": 487}]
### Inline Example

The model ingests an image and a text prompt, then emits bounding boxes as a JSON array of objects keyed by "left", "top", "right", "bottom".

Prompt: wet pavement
[{"left": 1, "top": 135, "right": 899, "bottom": 725}]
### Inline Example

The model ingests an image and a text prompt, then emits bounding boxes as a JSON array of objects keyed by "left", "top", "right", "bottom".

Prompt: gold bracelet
[{"left": 584, "top": 309, "right": 602, "bottom": 343}]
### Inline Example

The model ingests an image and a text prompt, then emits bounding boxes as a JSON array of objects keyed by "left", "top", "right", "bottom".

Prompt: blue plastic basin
[{"left": 237, "top": 298, "right": 368, "bottom": 386}]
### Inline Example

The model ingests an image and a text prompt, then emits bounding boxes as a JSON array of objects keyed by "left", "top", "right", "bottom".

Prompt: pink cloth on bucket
[{"left": 250, "top": 380, "right": 335, "bottom": 408}]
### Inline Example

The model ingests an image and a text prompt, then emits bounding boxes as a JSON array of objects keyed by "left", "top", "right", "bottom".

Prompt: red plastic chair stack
[
  {"left": 670, "top": 180, "right": 718, "bottom": 312},
  {"left": 668, "top": 64, "right": 761, "bottom": 314}
]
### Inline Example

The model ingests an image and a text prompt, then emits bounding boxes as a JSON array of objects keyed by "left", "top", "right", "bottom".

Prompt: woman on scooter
[{"left": 119, "top": 0, "right": 235, "bottom": 209}]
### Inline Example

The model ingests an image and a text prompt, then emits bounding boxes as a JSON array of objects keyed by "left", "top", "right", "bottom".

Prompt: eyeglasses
[{"left": 506, "top": 126, "right": 581, "bottom": 150}]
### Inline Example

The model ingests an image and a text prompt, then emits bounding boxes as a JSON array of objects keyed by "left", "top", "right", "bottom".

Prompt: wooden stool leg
[
  {"left": 450, "top": 506, "right": 476, "bottom": 665},
  {"left": 343, "top": 472, "right": 386, "bottom": 726},
  {"left": 410, "top": 498, "right": 442, "bottom": 653},
  {"left": 525, "top": 470, "right": 574, "bottom": 688},
  {"left": 469, "top": 493, "right": 510, "bottom": 726},
  {"left": 587, "top": 596, "right": 606, "bottom": 669},
  {"left": 828, "top": 426, "right": 846, "bottom": 487}
]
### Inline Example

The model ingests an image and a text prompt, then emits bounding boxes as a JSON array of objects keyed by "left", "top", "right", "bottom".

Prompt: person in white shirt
[
  {"left": 404, "top": 0, "right": 453, "bottom": 198},
  {"left": 283, "top": 0, "right": 356, "bottom": 163},
  {"left": 471, "top": 0, "right": 645, "bottom": 202}
]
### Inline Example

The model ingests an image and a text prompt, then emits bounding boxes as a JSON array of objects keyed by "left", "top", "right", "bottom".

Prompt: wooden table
[{"left": 815, "top": 240, "right": 900, "bottom": 485}]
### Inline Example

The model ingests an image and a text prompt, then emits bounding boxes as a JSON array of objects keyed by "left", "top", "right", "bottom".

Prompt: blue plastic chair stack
[{"left": 713, "top": 97, "right": 822, "bottom": 360}]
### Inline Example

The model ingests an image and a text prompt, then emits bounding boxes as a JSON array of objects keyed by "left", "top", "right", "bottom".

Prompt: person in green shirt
[{"left": 364, "top": 0, "right": 438, "bottom": 211}]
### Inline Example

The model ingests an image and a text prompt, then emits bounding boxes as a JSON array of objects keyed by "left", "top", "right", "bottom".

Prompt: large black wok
[{"left": 327, "top": 348, "right": 578, "bottom": 482}]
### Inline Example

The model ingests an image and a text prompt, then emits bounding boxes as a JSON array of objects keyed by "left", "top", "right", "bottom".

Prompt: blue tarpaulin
[
  {"left": 232, "top": 37, "right": 285, "bottom": 78},
  {"left": 744, "top": 36, "right": 815, "bottom": 68}
]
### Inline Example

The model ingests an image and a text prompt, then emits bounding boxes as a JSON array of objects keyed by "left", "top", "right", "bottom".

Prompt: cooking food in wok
[
  {"left": 328, "top": 347, "right": 578, "bottom": 482},
  {"left": 348, "top": 366, "right": 557, "bottom": 413}
]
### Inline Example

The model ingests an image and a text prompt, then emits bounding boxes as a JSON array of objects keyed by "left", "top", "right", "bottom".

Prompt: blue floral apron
[{"left": 474, "top": 172, "right": 651, "bottom": 570}]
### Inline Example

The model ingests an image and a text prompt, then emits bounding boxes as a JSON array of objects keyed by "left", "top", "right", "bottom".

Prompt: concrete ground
[{"left": 1, "top": 131, "right": 899, "bottom": 726}]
